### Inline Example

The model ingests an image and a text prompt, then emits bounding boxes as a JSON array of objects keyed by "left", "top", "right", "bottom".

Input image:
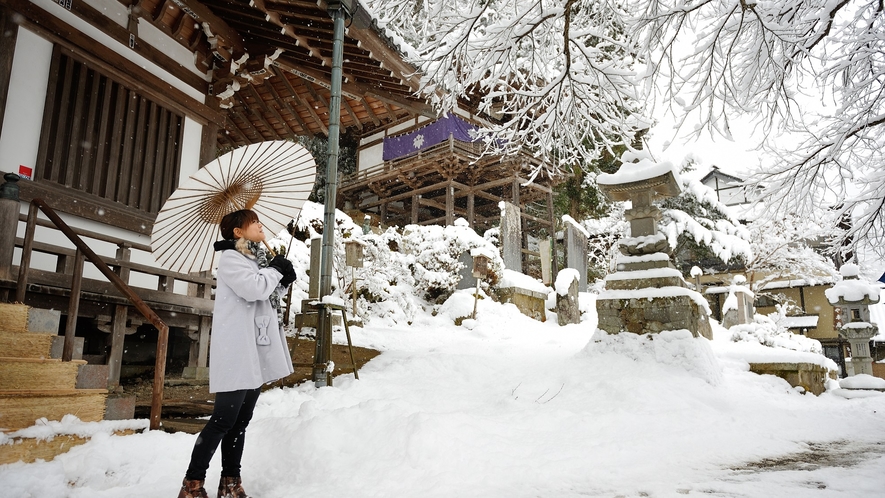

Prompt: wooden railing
[{"left": 14, "top": 199, "right": 194, "bottom": 430}]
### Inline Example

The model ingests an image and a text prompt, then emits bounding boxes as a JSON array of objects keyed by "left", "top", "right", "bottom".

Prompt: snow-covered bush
[
  {"left": 399, "top": 218, "right": 504, "bottom": 303},
  {"left": 269, "top": 205, "right": 503, "bottom": 327},
  {"left": 729, "top": 315, "right": 822, "bottom": 354}
]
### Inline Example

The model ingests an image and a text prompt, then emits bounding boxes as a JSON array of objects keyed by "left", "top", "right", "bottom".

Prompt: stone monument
[
  {"left": 825, "top": 264, "right": 879, "bottom": 376},
  {"left": 595, "top": 157, "right": 712, "bottom": 338}
]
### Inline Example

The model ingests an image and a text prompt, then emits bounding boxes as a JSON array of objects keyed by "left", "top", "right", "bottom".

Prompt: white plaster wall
[
  {"left": 358, "top": 142, "right": 384, "bottom": 171},
  {"left": 0, "top": 28, "right": 52, "bottom": 177},
  {"left": 0, "top": 15, "right": 206, "bottom": 291}
]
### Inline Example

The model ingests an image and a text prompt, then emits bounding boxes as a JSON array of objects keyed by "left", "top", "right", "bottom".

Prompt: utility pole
[{"left": 313, "top": 0, "right": 355, "bottom": 387}]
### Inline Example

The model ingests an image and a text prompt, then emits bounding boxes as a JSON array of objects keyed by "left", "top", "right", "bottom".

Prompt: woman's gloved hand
[
  {"left": 279, "top": 268, "right": 297, "bottom": 288},
  {"left": 268, "top": 255, "right": 294, "bottom": 277}
]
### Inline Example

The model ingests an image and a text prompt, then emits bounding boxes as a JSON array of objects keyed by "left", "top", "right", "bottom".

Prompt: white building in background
[{"left": 699, "top": 166, "right": 752, "bottom": 206}]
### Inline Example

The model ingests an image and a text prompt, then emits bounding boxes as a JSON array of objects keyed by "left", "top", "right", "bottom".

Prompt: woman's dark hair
[{"left": 219, "top": 209, "right": 259, "bottom": 240}]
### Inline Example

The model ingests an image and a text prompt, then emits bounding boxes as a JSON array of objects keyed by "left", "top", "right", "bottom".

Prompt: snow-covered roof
[
  {"left": 776, "top": 315, "right": 820, "bottom": 329},
  {"left": 699, "top": 166, "right": 745, "bottom": 185}
]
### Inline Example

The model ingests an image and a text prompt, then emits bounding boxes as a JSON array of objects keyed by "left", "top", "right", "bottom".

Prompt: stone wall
[
  {"left": 597, "top": 294, "right": 712, "bottom": 339},
  {"left": 749, "top": 362, "right": 836, "bottom": 396}
]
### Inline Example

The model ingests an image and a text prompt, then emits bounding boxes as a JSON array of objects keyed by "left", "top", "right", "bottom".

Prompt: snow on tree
[
  {"left": 739, "top": 206, "right": 841, "bottom": 295},
  {"left": 365, "top": 0, "right": 646, "bottom": 173},
  {"left": 659, "top": 177, "right": 751, "bottom": 273},
  {"left": 367, "top": 0, "right": 885, "bottom": 258},
  {"left": 633, "top": 0, "right": 885, "bottom": 260}
]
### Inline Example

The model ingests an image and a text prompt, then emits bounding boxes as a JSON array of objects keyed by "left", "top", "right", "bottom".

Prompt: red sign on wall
[{"left": 18, "top": 165, "right": 32, "bottom": 180}]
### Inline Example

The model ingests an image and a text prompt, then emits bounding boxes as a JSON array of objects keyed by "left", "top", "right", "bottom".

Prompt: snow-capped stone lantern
[
  {"left": 825, "top": 264, "right": 880, "bottom": 376},
  {"left": 594, "top": 154, "right": 712, "bottom": 338}
]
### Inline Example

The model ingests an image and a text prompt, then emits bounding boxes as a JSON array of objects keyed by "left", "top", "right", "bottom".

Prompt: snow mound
[{"left": 581, "top": 329, "right": 723, "bottom": 385}]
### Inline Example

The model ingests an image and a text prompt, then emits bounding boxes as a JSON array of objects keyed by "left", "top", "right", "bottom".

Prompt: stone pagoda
[
  {"left": 595, "top": 155, "right": 712, "bottom": 338},
  {"left": 825, "top": 264, "right": 880, "bottom": 376}
]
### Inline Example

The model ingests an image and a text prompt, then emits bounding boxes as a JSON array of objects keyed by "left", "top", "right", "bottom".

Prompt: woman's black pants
[{"left": 185, "top": 387, "right": 261, "bottom": 481}]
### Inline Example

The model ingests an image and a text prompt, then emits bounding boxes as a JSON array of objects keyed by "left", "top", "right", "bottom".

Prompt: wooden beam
[
  {"left": 4, "top": 0, "right": 223, "bottom": 127},
  {"left": 272, "top": 57, "right": 433, "bottom": 117},
  {"left": 270, "top": 65, "right": 328, "bottom": 136},
  {"left": 67, "top": 0, "right": 208, "bottom": 92},
  {"left": 237, "top": 89, "right": 285, "bottom": 141},
  {"left": 265, "top": 76, "right": 313, "bottom": 137},
  {"left": 246, "top": 83, "right": 297, "bottom": 140},
  {"left": 229, "top": 109, "right": 264, "bottom": 143},
  {"left": 168, "top": 0, "right": 246, "bottom": 59},
  {"left": 359, "top": 97, "right": 382, "bottom": 126}
]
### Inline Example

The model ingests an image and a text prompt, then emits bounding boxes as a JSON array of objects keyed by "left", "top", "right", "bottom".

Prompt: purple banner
[{"left": 383, "top": 114, "right": 480, "bottom": 161}]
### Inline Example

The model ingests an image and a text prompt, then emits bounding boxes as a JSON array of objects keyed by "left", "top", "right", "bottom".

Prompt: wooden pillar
[
  {"left": 467, "top": 191, "right": 475, "bottom": 228},
  {"left": 0, "top": 5, "right": 18, "bottom": 138},
  {"left": 0, "top": 173, "right": 21, "bottom": 281},
  {"left": 196, "top": 316, "right": 210, "bottom": 368},
  {"left": 107, "top": 304, "right": 128, "bottom": 389},
  {"left": 380, "top": 202, "right": 388, "bottom": 226},
  {"left": 445, "top": 181, "right": 454, "bottom": 225},
  {"left": 107, "top": 242, "right": 132, "bottom": 387},
  {"left": 411, "top": 193, "right": 420, "bottom": 224},
  {"left": 199, "top": 97, "right": 220, "bottom": 166},
  {"left": 511, "top": 177, "right": 520, "bottom": 205}
]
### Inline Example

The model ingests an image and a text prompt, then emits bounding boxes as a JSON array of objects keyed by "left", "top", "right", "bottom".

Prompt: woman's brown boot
[
  {"left": 178, "top": 478, "right": 209, "bottom": 498},
  {"left": 217, "top": 476, "right": 250, "bottom": 498}
]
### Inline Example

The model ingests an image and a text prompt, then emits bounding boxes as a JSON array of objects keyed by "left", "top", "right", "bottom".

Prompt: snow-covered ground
[{"left": 3, "top": 293, "right": 885, "bottom": 497}]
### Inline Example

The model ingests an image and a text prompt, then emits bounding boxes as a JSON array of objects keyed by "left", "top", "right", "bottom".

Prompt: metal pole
[{"left": 314, "top": 4, "right": 348, "bottom": 386}]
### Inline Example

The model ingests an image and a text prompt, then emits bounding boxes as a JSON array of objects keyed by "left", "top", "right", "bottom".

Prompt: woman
[{"left": 179, "top": 209, "right": 296, "bottom": 498}]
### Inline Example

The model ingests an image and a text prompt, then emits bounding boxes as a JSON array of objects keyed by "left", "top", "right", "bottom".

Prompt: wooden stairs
[{"left": 0, "top": 302, "right": 136, "bottom": 464}]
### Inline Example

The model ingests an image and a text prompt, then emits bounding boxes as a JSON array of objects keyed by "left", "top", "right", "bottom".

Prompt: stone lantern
[
  {"left": 825, "top": 264, "right": 880, "bottom": 376},
  {"left": 594, "top": 156, "right": 712, "bottom": 338}
]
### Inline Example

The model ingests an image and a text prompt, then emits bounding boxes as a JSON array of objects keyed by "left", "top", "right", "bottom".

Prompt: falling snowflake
[{"left": 413, "top": 134, "right": 425, "bottom": 149}]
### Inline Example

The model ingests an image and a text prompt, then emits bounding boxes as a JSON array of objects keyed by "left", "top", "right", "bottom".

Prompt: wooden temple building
[
  {"left": 342, "top": 112, "right": 560, "bottom": 252},
  {"left": 1, "top": 0, "right": 562, "bottom": 420}
]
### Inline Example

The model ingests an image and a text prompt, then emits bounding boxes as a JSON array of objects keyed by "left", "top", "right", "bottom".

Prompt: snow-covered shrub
[
  {"left": 730, "top": 314, "right": 822, "bottom": 354},
  {"left": 352, "top": 227, "right": 421, "bottom": 325},
  {"left": 399, "top": 219, "right": 504, "bottom": 303},
  {"left": 269, "top": 205, "right": 503, "bottom": 326}
]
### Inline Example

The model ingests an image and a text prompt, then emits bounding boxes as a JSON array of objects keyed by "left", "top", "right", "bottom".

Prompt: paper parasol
[{"left": 151, "top": 140, "right": 316, "bottom": 273}]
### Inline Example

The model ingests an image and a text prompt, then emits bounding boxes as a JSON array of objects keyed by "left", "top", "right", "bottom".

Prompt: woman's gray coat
[{"left": 209, "top": 249, "right": 294, "bottom": 393}]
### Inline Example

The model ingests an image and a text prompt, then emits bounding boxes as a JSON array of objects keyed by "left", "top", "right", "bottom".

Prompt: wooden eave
[{"left": 118, "top": 0, "right": 432, "bottom": 147}]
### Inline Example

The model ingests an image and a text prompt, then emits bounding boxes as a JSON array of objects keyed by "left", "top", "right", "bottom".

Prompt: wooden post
[
  {"left": 0, "top": 173, "right": 20, "bottom": 282},
  {"left": 63, "top": 249, "right": 84, "bottom": 362},
  {"left": 107, "top": 304, "right": 128, "bottom": 389},
  {"left": 411, "top": 193, "right": 419, "bottom": 224},
  {"left": 467, "top": 190, "right": 475, "bottom": 228},
  {"left": 445, "top": 182, "right": 454, "bottom": 225}
]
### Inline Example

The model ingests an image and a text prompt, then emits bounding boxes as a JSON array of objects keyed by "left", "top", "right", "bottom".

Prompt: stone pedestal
[{"left": 840, "top": 325, "right": 877, "bottom": 376}]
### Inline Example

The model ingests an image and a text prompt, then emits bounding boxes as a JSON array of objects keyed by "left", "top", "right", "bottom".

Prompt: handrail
[{"left": 16, "top": 199, "right": 169, "bottom": 431}]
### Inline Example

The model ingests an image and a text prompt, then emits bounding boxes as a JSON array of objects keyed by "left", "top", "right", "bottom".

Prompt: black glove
[
  {"left": 279, "top": 268, "right": 297, "bottom": 288},
  {"left": 268, "top": 255, "right": 294, "bottom": 277}
]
